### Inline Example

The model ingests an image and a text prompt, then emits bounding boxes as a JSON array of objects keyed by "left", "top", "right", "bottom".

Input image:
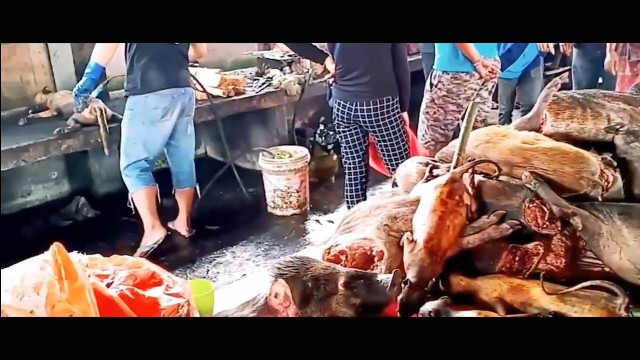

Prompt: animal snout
[
  {"left": 418, "top": 296, "right": 452, "bottom": 317},
  {"left": 398, "top": 285, "right": 428, "bottom": 318},
  {"left": 420, "top": 309, "right": 441, "bottom": 317}
]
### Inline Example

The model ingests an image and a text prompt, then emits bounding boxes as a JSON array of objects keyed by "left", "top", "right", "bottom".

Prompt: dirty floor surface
[{"left": 0, "top": 160, "right": 387, "bottom": 291}]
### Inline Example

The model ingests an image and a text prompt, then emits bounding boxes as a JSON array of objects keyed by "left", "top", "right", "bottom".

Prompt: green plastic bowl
[
  {"left": 632, "top": 309, "right": 640, "bottom": 318},
  {"left": 188, "top": 279, "right": 215, "bottom": 317}
]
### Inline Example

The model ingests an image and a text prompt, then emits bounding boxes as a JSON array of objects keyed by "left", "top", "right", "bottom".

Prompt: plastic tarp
[
  {"left": 369, "top": 119, "right": 430, "bottom": 177},
  {"left": 1, "top": 242, "right": 199, "bottom": 317}
]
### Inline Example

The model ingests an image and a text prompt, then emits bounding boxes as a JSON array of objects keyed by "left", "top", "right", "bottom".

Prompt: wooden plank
[
  {"left": 1, "top": 44, "right": 34, "bottom": 110},
  {"left": 27, "top": 43, "right": 55, "bottom": 92},
  {"left": 0, "top": 43, "right": 55, "bottom": 110},
  {"left": 47, "top": 43, "right": 77, "bottom": 91}
]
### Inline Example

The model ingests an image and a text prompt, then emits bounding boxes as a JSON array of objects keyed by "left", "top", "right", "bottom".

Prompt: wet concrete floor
[{"left": 0, "top": 157, "right": 387, "bottom": 290}]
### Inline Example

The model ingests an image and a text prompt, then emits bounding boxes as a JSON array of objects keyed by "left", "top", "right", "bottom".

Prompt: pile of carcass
[{"left": 320, "top": 73, "right": 639, "bottom": 317}]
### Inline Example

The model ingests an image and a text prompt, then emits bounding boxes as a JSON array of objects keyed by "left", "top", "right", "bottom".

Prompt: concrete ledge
[{"left": 1, "top": 56, "right": 423, "bottom": 172}]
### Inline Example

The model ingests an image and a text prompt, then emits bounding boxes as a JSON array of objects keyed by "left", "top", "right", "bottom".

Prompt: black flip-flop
[
  {"left": 133, "top": 233, "right": 167, "bottom": 258},
  {"left": 167, "top": 221, "right": 195, "bottom": 238}
]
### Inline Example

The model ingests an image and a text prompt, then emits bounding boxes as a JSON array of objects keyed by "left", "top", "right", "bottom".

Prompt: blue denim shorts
[{"left": 119, "top": 87, "right": 197, "bottom": 194}]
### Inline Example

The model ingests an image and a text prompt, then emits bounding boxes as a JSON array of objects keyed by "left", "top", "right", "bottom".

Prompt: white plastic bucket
[{"left": 258, "top": 145, "right": 311, "bottom": 216}]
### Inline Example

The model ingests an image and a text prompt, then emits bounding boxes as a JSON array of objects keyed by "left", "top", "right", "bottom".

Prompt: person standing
[
  {"left": 565, "top": 43, "right": 616, "bottom": 90},
  {"left": 605, "top": 43, "right": 640, "bottom": 93},
  {"left": 417, "top": 43, "right": 500, "bottom": 155},
  {"left": 496, "top": 43, "right": 544, "bottom": 125},
  {"left": 73, "top": 43, "right": 208, "bottom": 257},
  {"left": 419, "top": 43, "right": 436, "bottom": 79},
  {"left": 284, "top": 43, "right": 411, "bottom": 208}
]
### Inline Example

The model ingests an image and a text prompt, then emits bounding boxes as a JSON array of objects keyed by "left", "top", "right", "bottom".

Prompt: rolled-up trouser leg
[
  {"left": 163, "top": 88, "right": 197, "bottom": 191},
  {"left": 120, "top": 87, "right": 197, "bottom": 197}
]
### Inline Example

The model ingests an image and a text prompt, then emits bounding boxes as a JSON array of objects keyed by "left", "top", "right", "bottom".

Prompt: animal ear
[
  {"left": 389, "top": 269, "right": 403, "bottom": 293},
  {"left": 267, "top": 279, "right": 297, "bottom": 317},
  {"left": 41, "top": 86, "right": 52, "bottom": 94}
]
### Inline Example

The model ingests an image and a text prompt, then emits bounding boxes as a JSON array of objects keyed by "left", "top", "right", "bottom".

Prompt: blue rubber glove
[{"left": 72, "top": 60, "right": 106, "bottom": 112}]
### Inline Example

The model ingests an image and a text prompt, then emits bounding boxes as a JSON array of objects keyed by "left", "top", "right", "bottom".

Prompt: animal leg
[
  {"left": 511, "top": 72, "right": 568, "bottom": 132},
  {"left": 383, "top": 224, "right": 405, "bottom": 242},
  {"left": 53, "top": 123, "right": 82, "bottom": 135},
  {"left": 483, "top": 297, "right": 508, "bottom": 316},
  {"left": 521, "top": 171, "right": 582, "bottom": 230},
  {"left": 18, "top": 109, "right": 59, "bottom": 126},
  {"left": 380, "top": 241, "right": 404, "bottom": 276},
  {"left": 96, "top": 104, "right": 110, "bottom": 156},
  {"left": 463, "top": 211, "right": 506, "bottom": 236},
  {"left": 461, "top": 220, "right": 522, "bottom": 249},
  {"left": 503, "top": 313, "right": 547, "bottom": 318},
  {"left": 26, "top": 103, "right": 49, "bottom": 115}
]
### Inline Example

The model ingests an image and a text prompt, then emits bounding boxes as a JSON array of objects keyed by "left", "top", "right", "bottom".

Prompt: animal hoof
[
  {"left": 599, "top": 154, "right": 617, "bottom": 167},
  {"left": 53, "top": 127, "right": 68, "bottom": 135},
  {"left": 505, "top": 220, "right": 522, "bottom": 229},
  {"left": 569, "top": 216, "right": 583, "bottom": 231}
]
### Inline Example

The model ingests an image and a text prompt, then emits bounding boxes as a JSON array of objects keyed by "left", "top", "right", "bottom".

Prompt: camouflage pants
[{"left": 417, "top": 69, "right": 498, "bottom": 154}]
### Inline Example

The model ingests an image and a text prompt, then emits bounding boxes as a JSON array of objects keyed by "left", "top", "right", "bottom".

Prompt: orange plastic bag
[
  {"left": 1, "top": 242, "right": 100, "bottom": 317},
  {"left": 1, "top": 242, "right": 198, "bottom": 317},
  {"left": 80, "top": 254, "right": 199, "bottom": 317},
  {"left": 369, "top": 119, "right": 430, "bottom": 177}
]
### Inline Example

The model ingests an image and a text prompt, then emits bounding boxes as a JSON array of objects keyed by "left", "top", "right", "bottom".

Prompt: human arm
[
  {"left": 391, "top": 43, "right": 411, "bottom": 114},
  {"left": 559, "top": 43, "right": 572, "bottom": 55},
  {"left": 455, "top": 43, "right": 500, "bottom": 80},
  {"left": 283, "top": 43, "right": 335, "bottom": 81},
  {"left": 73, "top": 43, "right": 121, "bottom": 111},
  {"left": 456, "top": 43, "right": 483, "bottom": 63},
  {"left": 283, "top": 43, "right": 330, "bottom": 65},
  {"left": 537, "top": 43, "right": 555, "bottom": 54},
  {"left": 189, "top": 43, "right": 208, "bottom": 62},
  {"left": 605, "top": 43, "right": 619, "bottom": 75}
]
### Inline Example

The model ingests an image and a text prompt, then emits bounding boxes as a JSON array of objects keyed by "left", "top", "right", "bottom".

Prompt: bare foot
[{"left": 168, "top": 219, "right": 195, "bottom": 238}]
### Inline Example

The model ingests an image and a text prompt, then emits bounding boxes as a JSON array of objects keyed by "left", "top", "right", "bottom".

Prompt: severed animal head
[
  {"left": 398, "top": 231, "right": 439, "bottom": 317},
  {"left": 33, "top": 85, "right": 55, "bottom": 105},
  {"left": 268, "top": 256, "right": 403, "bottom": 317}
]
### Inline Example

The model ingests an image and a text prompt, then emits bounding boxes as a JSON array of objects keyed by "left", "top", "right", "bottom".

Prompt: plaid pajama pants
[{"left": 333, "top": 96, "right": 410, "bottom": 208}]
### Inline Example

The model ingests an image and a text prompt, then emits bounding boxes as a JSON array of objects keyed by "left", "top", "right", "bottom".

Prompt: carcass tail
[
  {"left": 451, "top": 159, "right": 501, "bottom": 180},
  {"left": 539, "top": 273, "right": 630, "bottom": 316}
]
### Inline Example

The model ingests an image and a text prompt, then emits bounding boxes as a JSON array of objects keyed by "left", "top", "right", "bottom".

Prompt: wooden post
[
  {"left": 450, "top": 101, "right": 480, "bottom": 171},
  {"left": 46, "top": 43, "right": 78, "bottom": 91}
]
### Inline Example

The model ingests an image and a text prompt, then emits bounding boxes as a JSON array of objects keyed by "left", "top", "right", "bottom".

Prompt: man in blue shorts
[{"left": 73, "top": 43, "right": 208, "bottom": 257}]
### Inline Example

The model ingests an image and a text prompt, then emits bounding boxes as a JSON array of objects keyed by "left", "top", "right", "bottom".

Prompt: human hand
[
  {"left": 474, "top": 58, "right": 501, "bottom": 80},
  {"left": 72, "top": 60, "right": 106, "bottom": 113},
  {"left": 72, "top": 83, "right": 91, "bottom": 113},
  {"left": 538, "top": 43, "right": 555, "bottom": 54},
  {"left": 323, "top": 56, "right": 336, "bottom": 84},
  {"left": 604, "top": 52, "right": 619, "bottom": 75},
  {"left": 559, "top": 43, "right": 572, "bottom": 55},
  {"left": 401, "top": 112, "right": 410, "bottom": 126}
]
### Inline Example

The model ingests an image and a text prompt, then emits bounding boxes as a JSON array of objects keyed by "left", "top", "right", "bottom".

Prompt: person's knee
[{"left": 120, "top": 156, "right": 156, "bottom": 194}]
